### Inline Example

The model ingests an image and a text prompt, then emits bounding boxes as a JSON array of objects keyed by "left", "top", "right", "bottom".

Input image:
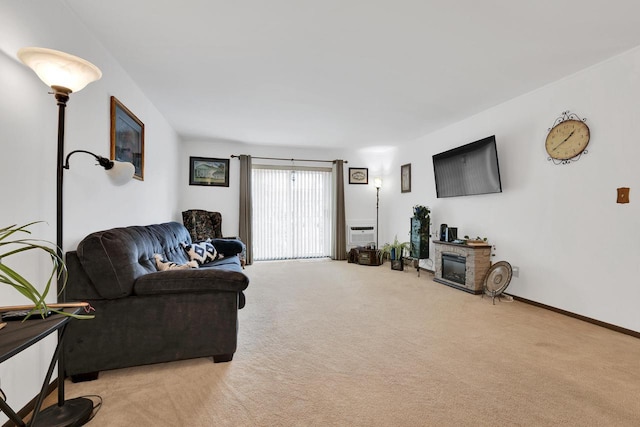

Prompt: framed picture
[
  {"left": 189, "top": 157, "right": 230, "bottom": 187},
  {"left": 349, "top": 167, "right": 368, "bottom": 184},
  {"left": 111, "top": 96, "right": 144, "bottom": 180},
  {"left": 401, "top": 163, "right": 411, "bottom": 193}
]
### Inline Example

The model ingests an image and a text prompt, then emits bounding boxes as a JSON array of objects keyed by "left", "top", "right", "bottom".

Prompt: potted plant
[
  {"left": 413, "top": 204, "right": 430, "bottom": 222},
  {"left": 1, "top": 222, "right": 91, "bottom": 319},
  {"left": 463, "top": 235, "right": 487, "bottom": 244},
  {"left": 463, "top": 235, "right": 496, "bottom": 258},
  {"left": 380, "top": 235, "right": 410, "bottom": 270}
]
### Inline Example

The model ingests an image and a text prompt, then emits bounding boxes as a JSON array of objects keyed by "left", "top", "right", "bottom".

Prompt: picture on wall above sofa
[
  {"left": 111, "top": 96, "right": 145, "bottom": 180},
  {"left": 189, "top": 157, "right": 230, "bottom": 187}
]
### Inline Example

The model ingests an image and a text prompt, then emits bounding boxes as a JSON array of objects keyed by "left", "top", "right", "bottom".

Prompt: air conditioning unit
[{"left": 348, "top": 224, "right": 376, "bottom": 248}]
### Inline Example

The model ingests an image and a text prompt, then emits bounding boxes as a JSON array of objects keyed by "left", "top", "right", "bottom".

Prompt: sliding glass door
[{"left": 252, "top": 166, "right": 333, "bottom": 260}]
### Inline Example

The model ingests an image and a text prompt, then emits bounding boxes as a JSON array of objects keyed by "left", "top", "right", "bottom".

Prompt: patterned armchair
[
  {"left": 182, "top": 209, "right": 246, "bottom": 266},
  {"left": 182, "top": 209, "right": 223, "bottom": 242}
]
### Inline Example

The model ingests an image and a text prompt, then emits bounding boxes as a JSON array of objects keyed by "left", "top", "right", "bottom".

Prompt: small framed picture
[
  {"left": 110, "top": 96, "right": 144, "bottom": 180},
  {"left": 401, "top": 163, "right": 411, "bottom": 193},
  {"left": 349, "top": 167, "right": 368, "bottom": 184},
  {"left": 189, "top": 157, "right": 230, "bottom": 187}
]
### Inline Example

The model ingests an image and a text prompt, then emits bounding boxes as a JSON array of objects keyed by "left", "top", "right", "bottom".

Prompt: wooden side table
[{"left": 0, "top": 308, "right": 93, "bottom": 426}]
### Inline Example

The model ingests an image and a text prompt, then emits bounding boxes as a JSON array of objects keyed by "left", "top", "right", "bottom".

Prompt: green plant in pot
[
  {"left": 413, "top": 204, "right": 430, "bottom": 222},
  {"left": 380, "top": 235, "right": 410, "bottom": 262},
  {"left": 0, "top": 222, "right": 92, "bottom": 319}
]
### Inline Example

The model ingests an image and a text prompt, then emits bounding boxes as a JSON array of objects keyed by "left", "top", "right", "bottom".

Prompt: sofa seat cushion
[{"left": 200, "top": 255, "right": 244, "bottom": 271}]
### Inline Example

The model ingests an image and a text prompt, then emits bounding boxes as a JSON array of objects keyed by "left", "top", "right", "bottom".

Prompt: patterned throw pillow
[
  {"left": 182, "top": 240, "right": 218, "bottom": 265},
  {"left": 154, "top": 254, "right": 198, "bottom": 271}
]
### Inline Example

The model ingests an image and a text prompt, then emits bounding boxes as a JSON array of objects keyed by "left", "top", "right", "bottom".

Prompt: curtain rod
[{"left": 231, "top": 155, "right": 347, "bottom": 164}]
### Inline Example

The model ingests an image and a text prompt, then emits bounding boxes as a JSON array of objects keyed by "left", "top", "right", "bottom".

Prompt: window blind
[{"left": 252, "top": 166, "right": 333, "bottom": 260}]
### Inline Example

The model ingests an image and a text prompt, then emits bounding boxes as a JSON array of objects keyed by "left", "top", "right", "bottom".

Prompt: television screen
[{"left": 432, "top": 135, "right": 502, "bottom": 198}]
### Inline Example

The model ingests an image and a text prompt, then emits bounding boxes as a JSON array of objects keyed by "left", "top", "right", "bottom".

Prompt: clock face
[{"left": 545, "top": 119, "right": 590, "bottom": 160}]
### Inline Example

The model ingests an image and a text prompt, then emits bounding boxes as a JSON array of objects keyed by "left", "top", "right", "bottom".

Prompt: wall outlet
[{"left": 512, "top": 266, "right": 519, "bottom": 278}]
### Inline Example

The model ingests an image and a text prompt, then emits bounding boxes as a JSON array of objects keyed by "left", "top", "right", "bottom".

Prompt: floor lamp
[
  {"left": 18, "top": 47, "right": 134, "bottom": 426},
  {"left": 374, "top": 177, "right": 382, "bottom": 249}
]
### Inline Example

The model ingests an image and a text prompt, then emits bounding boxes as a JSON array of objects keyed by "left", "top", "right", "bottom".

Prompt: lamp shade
[
  {"left": 374, "top": 177, "right": 382, "bottom": 189},
  {"left": 17, "top": 47, "right": 102, "bottom": 93},
  {"left": 106, "top": 161, "right": 136, "bottom": 186}
]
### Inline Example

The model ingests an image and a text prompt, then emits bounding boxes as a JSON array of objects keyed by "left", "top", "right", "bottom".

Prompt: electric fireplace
[
  {"left": 442, "top": 254, "right": 466, "bottom": 285},
  {"left": 433, "top": 240, "right": 492, "bottom": 294}
]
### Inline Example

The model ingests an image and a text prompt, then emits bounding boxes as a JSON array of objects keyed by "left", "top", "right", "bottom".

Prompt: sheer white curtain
[{"left": 252, "top": 165, "right": 333, "bottom": 260}]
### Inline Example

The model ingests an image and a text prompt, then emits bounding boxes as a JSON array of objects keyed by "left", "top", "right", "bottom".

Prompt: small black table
[{"left": 0, "top": 308, "right": 93, "bottom": 426}]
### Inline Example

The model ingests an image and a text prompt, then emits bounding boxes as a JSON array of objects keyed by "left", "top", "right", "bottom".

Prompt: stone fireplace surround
[{"left": 433, "top": 240, "right": 491, "bottom": 294}]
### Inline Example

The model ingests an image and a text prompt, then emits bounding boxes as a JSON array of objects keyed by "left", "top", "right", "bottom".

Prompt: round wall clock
[{"left": 545, "top": 111, "right": 590, "bottom": 164}]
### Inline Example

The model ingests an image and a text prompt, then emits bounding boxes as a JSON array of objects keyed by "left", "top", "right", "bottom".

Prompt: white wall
[
  {"left": 0, "top": 1, "right": 181, "bottom": 422},
  {"left": 372, "top": 47, "right": 640, "bottom": 333}
]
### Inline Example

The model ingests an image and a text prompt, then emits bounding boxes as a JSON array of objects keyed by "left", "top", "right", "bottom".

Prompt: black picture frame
[
  {"left": 401, "top": 163, "right": 411, "bottom": 193},
  {"left": 189, "top": 157, "right": 230, "bottom": 187},
  {"left": 349, "top": 167, "right": 368, "bottom": 184},
  {"left": 110, "top": 96, "right": 145, "bottom": 180}
]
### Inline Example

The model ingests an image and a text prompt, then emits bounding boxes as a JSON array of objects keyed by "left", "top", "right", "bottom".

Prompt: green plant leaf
[{"left": 0, "top": 222, "right": 73, "bottom": 317}]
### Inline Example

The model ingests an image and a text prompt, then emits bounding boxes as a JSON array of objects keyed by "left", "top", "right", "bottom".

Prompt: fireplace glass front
[{"left": 442, "top": 253, "right": 466, "bottom": 285}]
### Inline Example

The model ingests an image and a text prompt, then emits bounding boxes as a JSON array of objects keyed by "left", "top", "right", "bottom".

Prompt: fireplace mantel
[{"left": 433, "top": 240, "right": 491, "bottom": 294}]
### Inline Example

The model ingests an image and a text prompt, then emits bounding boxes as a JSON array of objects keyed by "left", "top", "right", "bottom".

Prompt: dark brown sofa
[{"left": 63, "top": 222, "right": 249, "bottom": 381}]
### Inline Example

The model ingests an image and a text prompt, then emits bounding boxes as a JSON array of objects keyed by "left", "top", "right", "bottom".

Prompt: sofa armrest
[
  {"left": 134, "top": 268, "right": 249, "bottom": 296},
  {"left": 65, "top": 251, "right": 105, "bottom": 300}
]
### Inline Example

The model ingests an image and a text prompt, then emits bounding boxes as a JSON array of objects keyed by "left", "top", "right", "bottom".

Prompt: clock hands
[
  {"left": 553, "top": 130, "right": 575, "bottom": 151},
  {"left": 545, "top": 114, "right": 590, "bottom": 163}
]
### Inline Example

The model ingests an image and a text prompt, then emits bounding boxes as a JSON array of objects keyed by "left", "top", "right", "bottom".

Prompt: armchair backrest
[{"left": 182, "top": 209, "right": 223, "bottom": 242}]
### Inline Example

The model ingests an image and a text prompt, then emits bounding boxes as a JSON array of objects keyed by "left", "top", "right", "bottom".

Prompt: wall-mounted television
[{"left": 432, "top": 135, "right": 502, "bottom": 198}]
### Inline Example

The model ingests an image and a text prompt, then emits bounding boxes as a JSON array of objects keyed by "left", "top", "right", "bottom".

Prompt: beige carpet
[{"left": 65, "top": 259, "right": 640, "bottom": 426}]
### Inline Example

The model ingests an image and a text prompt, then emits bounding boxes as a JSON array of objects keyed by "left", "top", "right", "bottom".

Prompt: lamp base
[{"left": 33, "top": 397, "right": 93, "bottom": 427}]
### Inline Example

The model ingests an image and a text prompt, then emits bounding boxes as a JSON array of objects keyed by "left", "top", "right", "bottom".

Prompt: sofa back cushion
[{"left": 76, "top": 222, "right": 191, "bottom": 299}]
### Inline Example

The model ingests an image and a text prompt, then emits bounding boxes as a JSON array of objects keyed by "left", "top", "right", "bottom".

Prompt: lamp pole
[
  {"left": 55, "top": 87, "right": 70, "bottom": 287},
  {"left": 54, "top": 86, "right": 71, "bottom": 413},
  {"left": 374, "top": 178, "right": 382, "bottom": 249},
  {"left": 376, "top": 186, "right": 380, "bottom": 248}
]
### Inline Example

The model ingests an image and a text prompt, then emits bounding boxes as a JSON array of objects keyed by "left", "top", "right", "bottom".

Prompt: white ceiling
[{"left": 64, "top": 0, "right": 640, "bottom": 148}]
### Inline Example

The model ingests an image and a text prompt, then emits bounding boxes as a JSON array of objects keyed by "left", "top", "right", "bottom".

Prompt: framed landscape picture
[
  {"left": 189, "top": 157, "right": 230, "bottom": 187},
  {"left": 349, "top": 167, "right": 368, "bottom": 184},
  {"left": 110, "top": 96, "right": 144, "bottom": 180},
  {"left": 401, "top": 163, "right": 411, "bottom": 193}
]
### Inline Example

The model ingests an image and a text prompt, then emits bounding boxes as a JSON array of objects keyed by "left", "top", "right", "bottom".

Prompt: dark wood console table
[{"left": 0, "top": 308, "right": 93, "bottom": 426}]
